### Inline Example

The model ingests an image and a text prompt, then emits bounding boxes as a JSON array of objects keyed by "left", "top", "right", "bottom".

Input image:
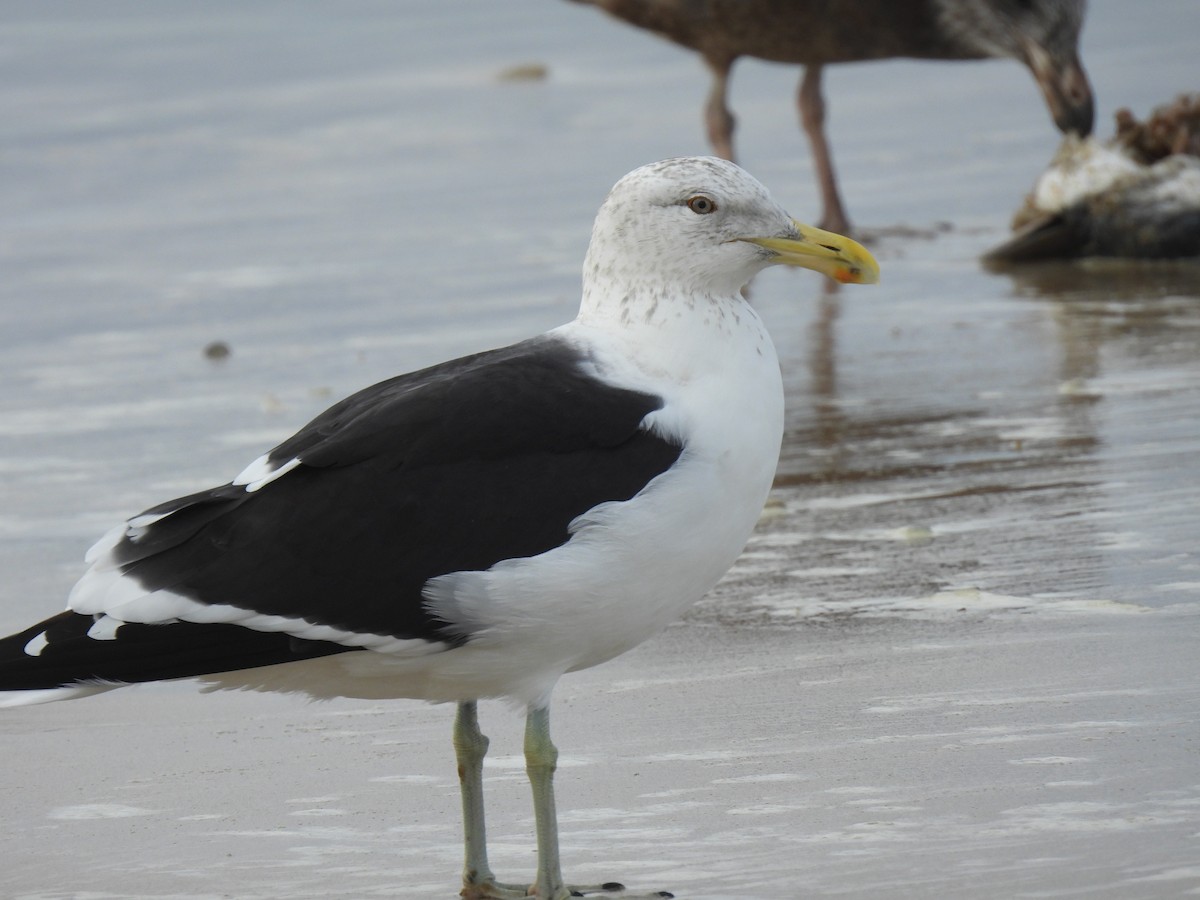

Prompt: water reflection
[
  {"left": 723, "top": 250, "right": 1200, "bottom": 620},
  {"left": 996, "top": 259, "right": 1200, "bottom": 374},
  {"left": 805, "top": 281, "right": 845, "bottom": 458},
  {"left": 987, "top": 258, "right": 1200, "bottom": 301}
]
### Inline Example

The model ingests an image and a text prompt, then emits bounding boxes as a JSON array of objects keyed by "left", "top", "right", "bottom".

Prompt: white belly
[
  {"left": 416, "top": 312, "right": 786, "bottom": 703},
  {"left": 201, "top": 312, "right": 785, "bottom": 708}
]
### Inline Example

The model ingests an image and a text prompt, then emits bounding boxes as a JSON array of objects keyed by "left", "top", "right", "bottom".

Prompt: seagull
[
  {"left": 0, "top": 157, "right": 878, "bottom": 900},
  {"left": 567, "top": 0, "right": 1095, "bottom": 233}
]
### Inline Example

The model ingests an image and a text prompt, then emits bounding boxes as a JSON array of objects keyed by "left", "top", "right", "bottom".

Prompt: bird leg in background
[
  {"left": 703, "top": 55, "right": 738, "bottom": 161},
  {"left": 799, "top": 65, "right": 852, "bottom": 235}
]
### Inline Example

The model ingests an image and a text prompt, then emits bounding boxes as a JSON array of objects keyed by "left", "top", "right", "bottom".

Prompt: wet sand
[
  {"left": 4, "top": 614, "right": 1196, "bottom": 899},
  {"left": 2, "top": 2, "right": 1199, "bottom": 898}
]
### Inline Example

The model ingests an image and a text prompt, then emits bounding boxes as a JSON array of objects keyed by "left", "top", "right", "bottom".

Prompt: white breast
[
  {"left": 203, "top": 301, "right": 785, "bottom": 708},
  {"left": 419, "top": 303, "right": 785, "bottom": 704}
]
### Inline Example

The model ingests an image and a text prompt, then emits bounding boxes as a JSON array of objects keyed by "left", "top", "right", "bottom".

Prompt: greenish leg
[
  {"left": 524, "top": 704, "right": 674, "bottom": 899},
  {"left": 454, "top": 701, "right": 505, "bottom": 896},
  {"left": 455, "top": 701, "right": 666, "bottom": 900},
  {"left": 525, "top": 703, "right": 568, "bottom": 899}
]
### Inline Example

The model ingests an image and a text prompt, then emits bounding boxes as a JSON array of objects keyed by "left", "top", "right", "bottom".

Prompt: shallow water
[{"left": 2, "top": 2, "right": 1199, "bottom": 898}]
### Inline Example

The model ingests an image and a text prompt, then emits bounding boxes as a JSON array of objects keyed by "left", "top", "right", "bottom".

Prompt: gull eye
[{"left": 686, "top": 195, "right": 717, "bottom": 215}]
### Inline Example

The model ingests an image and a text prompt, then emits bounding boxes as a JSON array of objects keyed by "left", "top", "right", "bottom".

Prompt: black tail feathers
[{"left": 0, "top": 611, "right": 354, "bottom": 695}]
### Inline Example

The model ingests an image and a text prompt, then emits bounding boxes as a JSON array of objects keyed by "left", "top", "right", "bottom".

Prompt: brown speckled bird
[{"left": 569, "top": 0, "right": 1094, "bottom": 233}]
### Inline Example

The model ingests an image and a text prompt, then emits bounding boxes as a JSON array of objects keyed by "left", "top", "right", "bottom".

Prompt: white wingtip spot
[
  {"left": 23, "top": 632, "right": 49, "bottom": 657},
  {"left": 124, "top": 510, "right": 172, "bottom": 542},
  {"left": 86, "top": 615, "right": 124, "bottom": 641},
  {"left": 232, "top": 455, "right": 302, "bottom": 492}
]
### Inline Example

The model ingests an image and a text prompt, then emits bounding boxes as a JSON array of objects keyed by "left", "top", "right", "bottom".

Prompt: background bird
[
  {"left": 0, "top": 158, "right": 877, "bottom": 900},
  {"left": 568, "top": 0, "right": 1095, "bottom": 233}
]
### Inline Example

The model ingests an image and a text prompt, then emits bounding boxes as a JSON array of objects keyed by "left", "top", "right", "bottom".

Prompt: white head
[{"left": 580, "top": 157, "right": 877, "bottom": 317}]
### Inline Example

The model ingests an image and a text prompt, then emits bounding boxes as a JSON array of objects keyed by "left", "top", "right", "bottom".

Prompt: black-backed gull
[{"left": 0, "top": 157, "right": 878, "bottom": 900}]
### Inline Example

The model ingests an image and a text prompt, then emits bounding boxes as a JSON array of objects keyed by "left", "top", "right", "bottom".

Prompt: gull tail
[{"left": 0, "top": 611, "right": 353, "bottom": 708}]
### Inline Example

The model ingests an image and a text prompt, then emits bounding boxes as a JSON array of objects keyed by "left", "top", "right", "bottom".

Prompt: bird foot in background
[{"left": 462, "top": 879, "right": 673, "bottom": 899}]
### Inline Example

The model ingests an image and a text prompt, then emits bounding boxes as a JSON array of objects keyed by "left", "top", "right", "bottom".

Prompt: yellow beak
[{"left": 740, "top": 220, "right": 880, "bottom": 285}]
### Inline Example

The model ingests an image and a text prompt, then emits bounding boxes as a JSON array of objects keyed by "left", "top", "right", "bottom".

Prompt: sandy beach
[{"left": 2, "top": 2, "right": 1198, "bottom": 897}]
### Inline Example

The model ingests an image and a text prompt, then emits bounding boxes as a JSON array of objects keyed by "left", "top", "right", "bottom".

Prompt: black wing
[{"left": 99, "top": 334, "right": 683, "bottom": 644}]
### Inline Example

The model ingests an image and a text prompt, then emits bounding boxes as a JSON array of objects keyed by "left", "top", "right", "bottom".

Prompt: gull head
[
  {"left": 582, "top": 157, "right": 878, "bottom": 304},
  {"left": 944, "top": 0, "right": 1092, "bottom": 136}
]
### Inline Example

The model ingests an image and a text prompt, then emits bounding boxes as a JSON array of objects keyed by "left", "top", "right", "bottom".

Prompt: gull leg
[
  {"left": 798, "top": 64, "right": 852, "bottom": 235},
  {"left": 525, "top": 703, "right": 568, "bottom": 899},
  {"left": 703, "top": 55, "right": 738, "bottom": 161},
  {"left": 455, "top": 701, "right": 504, "bottom": 896},
  {"left": 457, "top": 702, "right": 535, "bottom": 900},
  {"left": 456, "top": 701, "right": 670, "bottom": 899},
  {"left": 526, "top": 704, "right": 673, "bottom": 899}
]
